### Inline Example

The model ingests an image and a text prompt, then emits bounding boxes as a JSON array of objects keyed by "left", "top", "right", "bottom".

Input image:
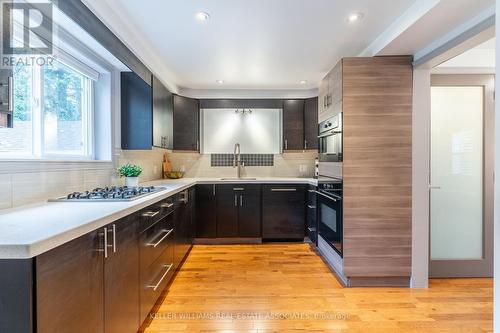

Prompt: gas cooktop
[{"left": 49, "top": 186, "right": 166, "bottom": 202}]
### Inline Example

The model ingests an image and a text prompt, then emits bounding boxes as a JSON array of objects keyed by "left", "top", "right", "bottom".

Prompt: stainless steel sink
[{"left": 220, "top": 177, "right": 257, "bottom": 181}]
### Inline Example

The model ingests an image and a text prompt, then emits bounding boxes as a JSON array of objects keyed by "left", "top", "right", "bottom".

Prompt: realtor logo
[{"left": 2, "top": 1, "right": 53, "bottom": 55}]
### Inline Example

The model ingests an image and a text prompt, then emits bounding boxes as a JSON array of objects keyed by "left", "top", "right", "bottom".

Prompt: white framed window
[{"left": 0, "top": 58, "right": 96, "bottom": 159}]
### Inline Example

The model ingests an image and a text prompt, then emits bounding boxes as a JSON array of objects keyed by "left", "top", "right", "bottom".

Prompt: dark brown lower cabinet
[
  {"left": 174, "top": 189, "right": 193, "bottom": 269},
  {"left": 104, "top": 214, "right": 140, "bottom": 333},
  {"left": 216, "top": 185, "right": 238, "bottom": 237},
  {"left": 36, "top": 229, "right": 105, "bottom": 333},
  {"left": 262, "top": 184, "right": 306, "bottom": 240},
  {"left": 215, "top": 184, "right": 261, "bottom": 238},
  {"left": 237, "top": 185, "right": 261, "bottom": 237}
]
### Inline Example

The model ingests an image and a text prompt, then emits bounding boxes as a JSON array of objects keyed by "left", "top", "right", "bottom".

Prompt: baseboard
[
  {"left": 194, "top": 238, "right": 262, "bottom": 245},
  {"left": 348, "top": 276, "right": 410, "bottom": 287}
]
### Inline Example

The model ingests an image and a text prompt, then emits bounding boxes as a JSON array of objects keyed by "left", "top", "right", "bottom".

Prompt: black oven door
[{"left": 317, "top": 190, "right": 343, "bottom": 257}]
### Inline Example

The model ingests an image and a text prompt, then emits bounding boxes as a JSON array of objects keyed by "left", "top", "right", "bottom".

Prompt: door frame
[{"left": 429, "top": 74, "right": 494, "bottom": 278}]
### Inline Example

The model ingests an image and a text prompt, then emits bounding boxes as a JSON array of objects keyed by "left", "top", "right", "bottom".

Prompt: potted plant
[{"left": 118, "top": 164, "right": 143, "bottom": 187}]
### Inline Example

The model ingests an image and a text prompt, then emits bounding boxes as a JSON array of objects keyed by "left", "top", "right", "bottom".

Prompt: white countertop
[{"left": 0, "top": 177, "right": 316, "bottom": 259}]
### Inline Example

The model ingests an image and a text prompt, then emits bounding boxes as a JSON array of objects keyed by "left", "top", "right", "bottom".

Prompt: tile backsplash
[
  {"left": 211, "top": 154, "right": 274, "bottom": 167},
  {"left": 0, "top": 149, "right": 317, "bottom": 210}
]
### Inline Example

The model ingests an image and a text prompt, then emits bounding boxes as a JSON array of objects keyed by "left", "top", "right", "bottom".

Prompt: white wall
[
  {"left": 494, "top": 2, "right": 499, "bottom": 331},
  {"left": 411, "top": 69, "right": 431, "bottom": 288}
]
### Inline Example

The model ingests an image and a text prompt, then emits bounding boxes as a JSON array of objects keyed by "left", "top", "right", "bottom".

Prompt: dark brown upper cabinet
[
  {"left": 121, "top": 72, "right": 152, "bottom": 150},
  {"left": 304, "top": 97, "right": 318, "bottom": 150},
  {"left": 283, "top": 99, "right": 305, "bottom": 151},
  {"left": 173, "top": 95, "right": 199, "bottom": 151},
  {"left": 152, "top": 76, "right": 173, "bottom": 150},
  {"left": 0, "top": 68, "right": 13, "bottom": 128}
]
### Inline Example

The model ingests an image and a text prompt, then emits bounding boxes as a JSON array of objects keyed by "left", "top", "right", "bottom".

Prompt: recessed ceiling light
[
  {"left": 195, "top": 12, "right": 210, "bottom": 21},
  {"left": 347, "top": 12, "right": 364, "bottom": 23},
  {"left": 299, "top": 80, "right": 307, "bottom": 84},
  {"left": 216, "top": 80, "right": 224, "bottom": 84}
]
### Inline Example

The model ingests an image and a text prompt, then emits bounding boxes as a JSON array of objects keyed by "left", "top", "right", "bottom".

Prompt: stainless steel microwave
[{"left": 318, "top": 114, "right": 342, "bottom": 162}]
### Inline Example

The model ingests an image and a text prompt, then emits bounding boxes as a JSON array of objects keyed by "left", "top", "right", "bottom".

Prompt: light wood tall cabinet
[{"left": 322, "top": 56, "right": 413, "bottom": 286}]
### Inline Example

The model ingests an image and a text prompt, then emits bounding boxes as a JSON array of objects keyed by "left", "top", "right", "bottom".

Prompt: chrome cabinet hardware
[
  {"left": 314, "top": 190, "right": 341, "bottom": 202},
  {"left": 213, "top": 184, "right": 216, "bottom": 196},
  {"left": 307, "top": 227, "right": 317, "bottom": 232},
  {"left": 103, "top": 227, "right": 108, "bottom": 258},
  {"left": 240, "top": 195, "right": 243, "bottom": 206},
  {"left": 233, "top": 187, "right": 244, "bottom": 191},
  {"left": 234, "top": 194, "right": 237, "bottom": 207},
  {"left": 179, "top": 190, "right": 189, "bottom": 203},
  {"left": 308, "top": 189, "right": 316, "bottom": 193},
  {"left": 196, "top": 140, "right": 199, "bottom": 151},
  {"left": 142, "top": 211, "right": 160, "bottom": 218},
  {"left": 307, "top": 205, "right": 316, "bottom": 209},
  {"left": 304, "top": 140, "right": 307, "bottom": 150},
  {"left": 7, "top": 77, "right": 12, "bottom": 111},
  {"left": 147, "top": 229, "right": 173, "bottom": 248},
  {"left": 284, "top": 139, "right": 288, "bottom": 150},
  {"left": 160, "top": 202, "right": 174, "bottom": 208},
  {"left": 429, "top": 185, "right": 441, "bottom": 190},
  {"left": 148, "top": 264, "right": 173, "bottom": 291},
  {"left": 271, "top": 188, "right": 297, "bottom": 192}
]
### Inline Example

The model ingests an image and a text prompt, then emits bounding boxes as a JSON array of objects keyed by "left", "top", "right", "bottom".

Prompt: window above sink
[{"left": 201, "top": 108, "right": 281, "bottom": 154}]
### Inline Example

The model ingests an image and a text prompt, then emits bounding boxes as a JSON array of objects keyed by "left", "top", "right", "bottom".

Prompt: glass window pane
[
  {"left": 43, "top": 61, "right": 86, "bottom": 155},
  {"left": 202, "top": 108, "right": 281, "bottom": 153},
  {"left": 0, "top": 64, "right": 33, "bottom": 154}
]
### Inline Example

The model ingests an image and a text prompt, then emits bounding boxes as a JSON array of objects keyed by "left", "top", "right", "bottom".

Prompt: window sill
[{"left": 0, "top": 159, "right": 114, "bottom": 174}]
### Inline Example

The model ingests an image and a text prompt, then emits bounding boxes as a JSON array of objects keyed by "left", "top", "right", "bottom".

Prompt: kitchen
[{"left": 0, "top": 1, "right": 496, "bottom": 332}]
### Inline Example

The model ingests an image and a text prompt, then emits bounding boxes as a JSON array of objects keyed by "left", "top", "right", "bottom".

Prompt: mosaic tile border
[{"left": 211, "top": 154, "right": 274, "bottom": 167}]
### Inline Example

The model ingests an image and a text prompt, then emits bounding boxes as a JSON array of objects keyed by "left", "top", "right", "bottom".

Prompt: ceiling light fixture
[
  {"left": 299, "top": 80, "right": 307, "bottom": 84},
  {"left": 195, "top": 12, "right": 210, "bottom": 21},
  {"left": 216, "top": 79, "right": 224, "bottom": 84},
  {"left": 347, "top": 12, "right": 364, "bottom": 23}
]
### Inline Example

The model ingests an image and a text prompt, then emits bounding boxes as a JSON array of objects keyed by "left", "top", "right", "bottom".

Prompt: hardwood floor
[{"left": 143, "top": 244, "right": 492, "bottom": 333}]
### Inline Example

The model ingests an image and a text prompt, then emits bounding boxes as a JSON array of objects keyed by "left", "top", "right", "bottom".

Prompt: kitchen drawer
[
  {"left": 140, "top": 213, "right": 174, "bottom": 272},
  {"left": 139, "top": 242, "right": 174, "bottom": 320},
  {"left": 140, "top": 197, "right": 175, "bottom": 232}
]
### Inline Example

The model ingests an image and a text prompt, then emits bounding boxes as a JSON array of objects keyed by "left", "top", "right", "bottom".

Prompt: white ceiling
[
  {"left": 435, "top": 38, "right": 495, "bottom": 72},
  {"left": 378, "top": 0, "right": 494, "bottom": 56},
  {"left": 87, "top": 0, "right": 417, "bottom": 91}
]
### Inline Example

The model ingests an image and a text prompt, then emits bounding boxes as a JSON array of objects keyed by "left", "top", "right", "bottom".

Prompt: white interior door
[{"left": 429, "top": 75, "right": 494, "bottom": 278}]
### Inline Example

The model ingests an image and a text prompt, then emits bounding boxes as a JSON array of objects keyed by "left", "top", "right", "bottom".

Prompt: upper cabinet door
[
  {"left": 173, "top": 95, "right": 199, "bottom": 151},
  {"left": 152, "top": 76, "right": 173, "bottom": 149},
  {"left": 330, "top": 60, "right": 343, "bottom": 105},
  {"left": 304, "top": 97, "right": 318, "bottom": 150},
  {"left": 0, "top": 68, "right": 13, "bottom": 128},
  {"left": 283, "top": 99, "right": 304, "bottom": 151},
  {"left": 121, "top": 72, "right": 152, "bottom": 150}
]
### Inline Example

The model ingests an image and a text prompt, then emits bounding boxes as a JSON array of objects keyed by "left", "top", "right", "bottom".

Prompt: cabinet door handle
[
  {"left": 307, "top": 205, "right": 316, "bottom": 209},
  {"left": 240, "top": 195, "right": 243, "bottom": 207},
  {"left": 142, "top": 211, "right": 160, "bottom": 218},
  {"left": 7, "top": 76, "right": 13, "bottom": 111},
  {"left": 233, "top": 187, "right": 244, "bottom": 191},
  {"left": 271, "top": 188, "right": 297, "bottom": 192},
  {"left": 308, "top": 227, "right": 317, "bottom": 232},
  {"left": 308, "top": 189, "right": 316, "bottom": 193},
  {"left": 196, "top": 140, "right": 199, "bottom": 151},
  {"left": 147, "top": 229, "right": 173, "bottom": 248},
  {"left": 160, "top": 202, "right": 174, "bottom": 208},
  {"left": 213, "top": 184, "right": 216, "bottom": 196},
  {"left": 284, "top": 139, "right": 288, "bottom": 150},
  {"left": 304, "top": 140, "right": 307, "bottom": 150},
  {"left": 234, "top": 194, "right": 237, "bottom": 207},
  {"left": 148, "top": 264, "right": 173, "bottom": 291},
  {"left": 111, "top": 224, "right": 116, "bottom": 253},
  {"left": 103, "top": 227, "right": 108, "bottom": 258}
]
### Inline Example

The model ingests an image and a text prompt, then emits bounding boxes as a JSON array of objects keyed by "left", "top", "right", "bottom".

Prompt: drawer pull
[
  {"left": 147, "top": 229, "right": 173, "bottom": 248},
  {"left": 307, "top": 205, "right": 316, "bottom": 209},
  {"left": 271, "top": 188, "right": 297, "bottom": 192},
  {"left": 308, "top": 227, "right": 317, "bottom": 232},
  {"left": 142, "top": 211, "right": 160, "bottom": 218},
  {"left": 148, "top": 264, "right": 173, "bottom": 291},
  {"left": 160, "top": 202, "right": 174, "bottom": 208},
  {"left": 233, "top": 187, "right": 244, "bottom": 191},
  {"left": 308, "top": 189, "right": 316, "bottom": 193}
]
